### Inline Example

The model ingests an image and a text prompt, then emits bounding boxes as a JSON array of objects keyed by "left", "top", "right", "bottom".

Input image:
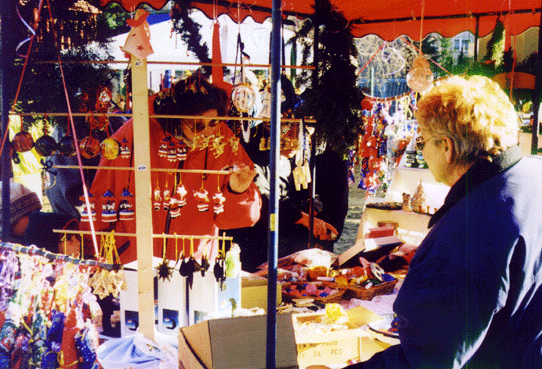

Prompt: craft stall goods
[
  {"left": 356, "top": 93, "right": 419, "bottom": 196},
  {"left": 0, "top": 242, "right": 124, "bottom": 369}
]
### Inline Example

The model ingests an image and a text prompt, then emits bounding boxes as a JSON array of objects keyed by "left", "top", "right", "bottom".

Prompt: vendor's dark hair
[{"left": 153, "top": 73, "right": 229, "bottom": 136}]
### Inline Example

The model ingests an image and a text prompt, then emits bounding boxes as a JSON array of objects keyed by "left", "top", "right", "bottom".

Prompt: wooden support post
[{"left": 131, "top": 57, "right": 155, "bottom": 341}]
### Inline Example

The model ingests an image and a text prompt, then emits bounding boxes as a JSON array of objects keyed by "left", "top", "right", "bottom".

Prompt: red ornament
[
  {"left": 79, "top": 136, "right": 101, "bottom": 159},
  {"left": 12, "top": 131, "right": 34, "bottom": 152},
  {"left": 100, "top": 138, "right": 121, "bottom": 160}
]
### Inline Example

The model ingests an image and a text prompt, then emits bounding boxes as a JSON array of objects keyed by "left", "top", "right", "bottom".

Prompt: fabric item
[
  {"left": 97, "top": 331, "right": 178, "bottom": 369},
  {"left": 355, "top": 148, "right": 542, "bottom": 368},
  {"left": 86, "top": 94, "right": 261, "bottom": 264},
  {"left": 0, "top": 181, "right": 42, "bottom": 231}
]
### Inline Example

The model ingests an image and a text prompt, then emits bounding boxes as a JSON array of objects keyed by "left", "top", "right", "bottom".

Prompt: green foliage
[
  {"left": 96, "top": 2, "right": 131, "bottom": 38},
  {"left": 290, "top": 0, "right": 362, "bottom": 157},
  {"left": 12, "top": 0, "right": 117, "bottom": 131},
  {"left": 170, "top": 0, "right": 211, "bottom": 73},
  {"left": 484, "top": 18, "right": 505, "bottom": 68}
]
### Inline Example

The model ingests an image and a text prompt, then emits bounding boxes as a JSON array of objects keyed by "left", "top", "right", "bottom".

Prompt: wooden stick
[
  {"left": 53, "top": 165, "right": 230, "bottom": 174},
  {"left": 52, "top": 229, "right": 233, "bottom": 241}
]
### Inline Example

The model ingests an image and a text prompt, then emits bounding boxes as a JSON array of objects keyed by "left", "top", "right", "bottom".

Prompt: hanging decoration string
[
  {"left": 0, "top": 0, "right": 45, "bottom": 162},
  {"left": 399, "top": 36, "right": 452, "bottom": 75},
  {"left": 44, "top": 0, "right": 99, "bottom": 258},
  {"left": 0, "top": 242, "right": 117, "bottom": 270},
  {"left": 356, "top": 42, "right": 385, "bottom": 76}
]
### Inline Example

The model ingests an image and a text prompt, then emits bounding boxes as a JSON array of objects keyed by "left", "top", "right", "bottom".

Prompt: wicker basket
[
  {"left": 345, "top": 278, "right": 398, "bottom": 300},
  {"left": 282, "top": 281, "right": 347, "bottom": 304}
]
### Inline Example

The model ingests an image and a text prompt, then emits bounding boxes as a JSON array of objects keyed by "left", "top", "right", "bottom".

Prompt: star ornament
[{"left": 156, "top": 259, "right": 174, "bottom": 282}]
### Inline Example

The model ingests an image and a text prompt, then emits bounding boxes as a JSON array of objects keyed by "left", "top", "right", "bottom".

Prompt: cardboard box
[
  {"left": 293, "top": 306, "right": 383, "bottom": 368},
  {"left": 241, "top": 273, "right": 282, "bottom": 311},
  {"left": 157, "top": 261, "right": 188, "bottom": 335},
  {"left": 365, "top": 225, "right": 395, "bottom": 239},
  {"left": 120, "top": 257, "right": 160, "bottom": 336},
  {"left": 189, "top": 270, "right": 241, "bottom": 325},
  {"left": 179, "top": 313, "right": 298, "bottom": 369},
  {"left": 338, "top": 235, "right": 402, "bottom": 267}
]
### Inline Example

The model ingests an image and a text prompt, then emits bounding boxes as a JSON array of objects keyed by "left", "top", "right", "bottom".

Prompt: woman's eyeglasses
[
  {"left": 185, "top": 119, "right": 219, "bottom": 133},
  {"left": 415, "top": 135, "right": 439, "bottom": 151}
]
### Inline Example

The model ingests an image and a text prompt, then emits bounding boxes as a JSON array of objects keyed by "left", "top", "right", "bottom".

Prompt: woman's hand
[
  {"left": 295, "top": 211, "right": 339, "bottom": 241},
  {"left": 227, "top": 163, "right": 257, "bottom": 194}
]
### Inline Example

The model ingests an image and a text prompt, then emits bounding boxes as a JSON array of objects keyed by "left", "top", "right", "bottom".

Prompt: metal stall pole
[
  {"left": 1, "top": 1, "right": 16, "bottom": 240},
  {"left": 266, "top": 0, "right": 282, "bottom": 367}
]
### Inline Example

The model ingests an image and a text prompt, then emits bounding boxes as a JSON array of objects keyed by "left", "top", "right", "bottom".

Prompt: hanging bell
[
  {"left": 12, "top": 131, "right": 35, "bottom": 153},
  {"left": 120, "top": 137, "right": 131, "bottom": 159},
  {"left": 119, "top": 188, "right": 135, "bottom": 221},
  {"left": 57, "top": 135, "right": 77, "bottom": 157},
  {"left": 34, "top": 134, "right": 57, "bottom": 157}
]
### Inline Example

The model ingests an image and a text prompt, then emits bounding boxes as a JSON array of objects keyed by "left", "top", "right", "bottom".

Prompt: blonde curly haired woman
[{"left": 343, "top": 76, "right": 542, "bottom": 369}]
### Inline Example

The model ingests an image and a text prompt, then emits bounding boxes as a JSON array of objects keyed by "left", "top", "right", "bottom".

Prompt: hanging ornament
[
  {"left": 158, "top": 137, "right": 169, "bottom": 158},
  {"left": 79, "top": 136, "right": 101, "bottom": 159},
  {"left": 57, "top": 134, "right": 77, "bottom": 157},
  {"left": 213, "top": 235, "right": 227, "bottom": 287},
  {"left": 100, "top": 138, "right": 121, "bottom": 160},
  {"left": 80, "top": 193, "right": 97, "bottom": 222},
  {"left": 185, "top": 237, "right": 197, "bottom": 289},
  {"left": 34, "top": 134, "right": 57, "bottom": 157},
  {"left": 258, "top": 85, "right": 271, "bottom": 118},
  {"left": 194, "top": 188, "right": 209, "bottom": 212},
  {"left": 121, "top": 9, "right": 154, "bottom": 60},
  {"left": 167, "top": 141, "right": 178, "bottom": 163},
  {"left": 12, "top": 131, "right": 34, "bottom": 153},
  {"left": 179, "top": 239, "right": 190, "bottom": 277},
  {"left": 240, "top": 120, "right": 251, "bottom": 143},
  {"left": 211, "top": 129, "right": 225, "bottom": 158},
  {"left": 225, "top": 243, "right": 241, "bottom": 278},
  {"left": 162, "top": 178, "right": 171, "bottom": 211},
  {"left": 119, "top": 188, "right": 135, "bottom": 221},
  {"left": 153, "top": 181, "right": 162, "bottom": 211},
  {"left": 101, "top": 189, "right": 117, "bottom": 222},
  {"left": 176, "top": 181, "right": 188, "bottom": 208},
  {"left": 213, "top": 175, "right": 225, "bottom": 214},
  {"left": 156, "top": 236, "right": 174, "bottom": 282},
  {"left": 120, "top": 137, "right": 131, "bottom": 159},
  {"left": 194, "top": 174, "right": 209, "bottom": 212},
  {"left": 229, "top": 136, "right": 240, "bottom": 154},
  {"left": 232, "top": 83, "right": 256, "bottom": 112},
  {"left": 176, "top": 139, "right": 188, "bottom": 162},
  {"left": 34, "top": 120, "right": 57, "bottom": 157},
  {"left": 406, "top": 54, "right": 434, "bottom": 93}
]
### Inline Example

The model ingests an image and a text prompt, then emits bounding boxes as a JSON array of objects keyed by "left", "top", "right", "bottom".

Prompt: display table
[
  {"left": 356, "top": 165, "right": 449, "bottom": 247},
  {"left": 357, "top": 208, "right": 432, "bottom": 246}
]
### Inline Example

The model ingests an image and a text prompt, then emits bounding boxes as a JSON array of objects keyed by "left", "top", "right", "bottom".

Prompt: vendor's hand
[
  {"left": 295, "top": 212, "right": 339, "bottom": 241},
  {"left": 227, "top": 163, "right": 257, "bottom": 194}
]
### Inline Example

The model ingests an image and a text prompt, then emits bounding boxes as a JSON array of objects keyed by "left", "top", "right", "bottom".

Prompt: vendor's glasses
[
  {"left": 415, "top": 135, "right": 439, "bottom": 151},
  {"left": 185, "top": 119, "right": 219, "bottom": 133}
]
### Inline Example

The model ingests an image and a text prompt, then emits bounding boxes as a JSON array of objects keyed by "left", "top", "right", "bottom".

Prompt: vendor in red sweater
[{"left": 86, "top": 74, "right": 261, "bottom": 264}]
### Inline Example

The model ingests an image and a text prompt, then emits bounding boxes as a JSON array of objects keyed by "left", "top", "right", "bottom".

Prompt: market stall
[{"left": 2, "top": 1, "right": 542, "bottom": 368}]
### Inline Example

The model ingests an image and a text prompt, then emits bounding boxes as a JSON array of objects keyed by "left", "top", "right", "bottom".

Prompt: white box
[
  {"left": 119, "top": 257, "right": 160, "bottom": 336},
  {"left": 189, "top": 270, "right": 241, "bottom": 325},
  {"left": 157, "top": 261, "right": 188, "bottom": 335}
]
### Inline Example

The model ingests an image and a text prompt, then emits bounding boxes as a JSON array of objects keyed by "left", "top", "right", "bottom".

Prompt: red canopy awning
[{"left": 100, "top": 0, "right": 541, "bottom": 40}]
